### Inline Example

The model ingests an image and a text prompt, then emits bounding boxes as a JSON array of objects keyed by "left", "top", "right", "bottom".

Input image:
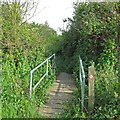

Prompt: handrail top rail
[
  {"left": 79, "top": 55, "right": 85, "bottom": 78},
  {"left": 31, "top": 54, "right": 55, "bottom": 74}
]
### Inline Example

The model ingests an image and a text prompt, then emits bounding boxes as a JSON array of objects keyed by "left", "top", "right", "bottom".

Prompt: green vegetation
[
  {"left": 55, "top": 2, "right": 120, "bottom": 119},
  {"left": 2, "top": 1, "right": 57, "bottom": 118},
  {"left": 0, "top": 2, "right": 2, "bottom": 120},
  {"left": 1, "top": 0, "right": 120, "bottom": 119}
]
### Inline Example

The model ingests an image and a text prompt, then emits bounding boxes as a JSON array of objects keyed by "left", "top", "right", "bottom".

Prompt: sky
[
  {"left": 27, "top": 0, "right": 118, "bottom": 34},
  {"left": 27, "top": 0, "right": 78, "bottom": 34}
]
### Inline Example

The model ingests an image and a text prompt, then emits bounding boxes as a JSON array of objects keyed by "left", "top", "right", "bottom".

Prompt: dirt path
[{"left": 38, "top": 72, "right": 77, "bottom": 118}]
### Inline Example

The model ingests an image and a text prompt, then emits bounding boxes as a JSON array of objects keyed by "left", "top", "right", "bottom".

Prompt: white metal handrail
[
  {"left": 30, "top": 54, "right": 55, "bottom": 99},
  {"left": 79, "top": 55, "right": 85, "bottom": 112}
]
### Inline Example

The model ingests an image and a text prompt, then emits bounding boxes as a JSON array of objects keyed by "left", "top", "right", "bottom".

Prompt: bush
[{"left": 55, "top": 2, "right": 119, "bottom": 119}]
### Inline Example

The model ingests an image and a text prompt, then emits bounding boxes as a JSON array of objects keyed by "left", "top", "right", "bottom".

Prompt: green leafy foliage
[
  {"left": 55, "top": 2, "right": 120, "bottom": 119},
  {"left": 2, "top": 1, "right": 57, "bottom": 118},
  {"left": 1, "top": 1, "right": 120, "bottom": 119},
  {"left": 56, "top": 2, "right": 119, "bottom": 73},
  {"left": 2, "top": 50, "right": 56, "bottom": 118}
]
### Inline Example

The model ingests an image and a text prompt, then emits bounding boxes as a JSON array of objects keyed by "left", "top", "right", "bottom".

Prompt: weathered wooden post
[{"left": 88, "top": 66, "right": 95, "bottom": 111}]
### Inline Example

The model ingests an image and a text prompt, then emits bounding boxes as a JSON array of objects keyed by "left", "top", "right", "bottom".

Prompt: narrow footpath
[{"left": 39, "top": 72, "right": 77, "bottom": 118}]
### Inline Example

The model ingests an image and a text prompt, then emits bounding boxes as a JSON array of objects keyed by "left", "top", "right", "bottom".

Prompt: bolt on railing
[{"left": 30, "top": 54, "right": 55, "bottom": 99}]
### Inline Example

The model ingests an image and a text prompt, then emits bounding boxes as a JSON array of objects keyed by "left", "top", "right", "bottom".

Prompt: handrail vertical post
[
  {"left": 83, "top": 76, "right": 85, "bottom": 110},
  {"left": 54, "top": 54, "right": 55, "bottom": 65},
  {"left": 54, "top": 54, "right": 55, "bottom": 72},
  {"left": 30, "top": 71, "right": 33, "bottom": 99},
  {"left": 29, "top": 54, "right": 55, "bottom": 99},
  {"left": 80, "top": 69, "right": 83, "bottom": 111},
  {"left": 79, "top": 55, "right": 85, "bottom": 112},
  {"left": 47, "top": 59, "right": 48, "bottom": 75}
]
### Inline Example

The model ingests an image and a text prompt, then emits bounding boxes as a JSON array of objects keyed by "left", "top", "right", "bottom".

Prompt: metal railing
[
  {"left": 79, "top": 55, "right": 85, "bottom": 112},
  {"left": 30, "top": 54, "right": 55, "bottom": 99}
]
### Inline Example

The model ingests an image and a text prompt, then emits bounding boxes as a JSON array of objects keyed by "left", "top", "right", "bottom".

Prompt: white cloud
[{"left": 28, "top": 0, "right": 77, "bottom": 34}]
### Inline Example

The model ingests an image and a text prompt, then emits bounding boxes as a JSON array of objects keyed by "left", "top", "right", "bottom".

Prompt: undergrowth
[
  {"left": 2, "top": 52, "right": 56, "bottom": 118},
  {"left": 57, "top": 66, "right": 119, "bottom": 119},
  {"left": 1, "top": 1, "right": 120, "bottom": 119},
  {"left": 55, "top": 2, "right": 120, "bottom": 119}
]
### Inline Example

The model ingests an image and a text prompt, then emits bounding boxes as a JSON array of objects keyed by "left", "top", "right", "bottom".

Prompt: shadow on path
[{"left": 38, "top": 72, "right": 77, "bottom": 118}]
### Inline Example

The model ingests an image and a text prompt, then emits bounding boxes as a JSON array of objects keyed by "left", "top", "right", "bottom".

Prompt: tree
[{"left": 1, "top": 0, "right": 41, "bottom": 55}]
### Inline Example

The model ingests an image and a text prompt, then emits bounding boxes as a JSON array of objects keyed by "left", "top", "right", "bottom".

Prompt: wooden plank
[{"left": 88, "top": 66, "right": 95, "bottom": 111}]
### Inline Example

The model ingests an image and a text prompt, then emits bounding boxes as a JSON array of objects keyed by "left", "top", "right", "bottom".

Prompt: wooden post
[{"left": 88, "top": 66, "right": 95, "bottom": 111}]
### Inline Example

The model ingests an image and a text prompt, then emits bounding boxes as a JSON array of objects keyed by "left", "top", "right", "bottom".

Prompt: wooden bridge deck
[{"left": 38, "top": 72, "right": 77, "bottom": 118}]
